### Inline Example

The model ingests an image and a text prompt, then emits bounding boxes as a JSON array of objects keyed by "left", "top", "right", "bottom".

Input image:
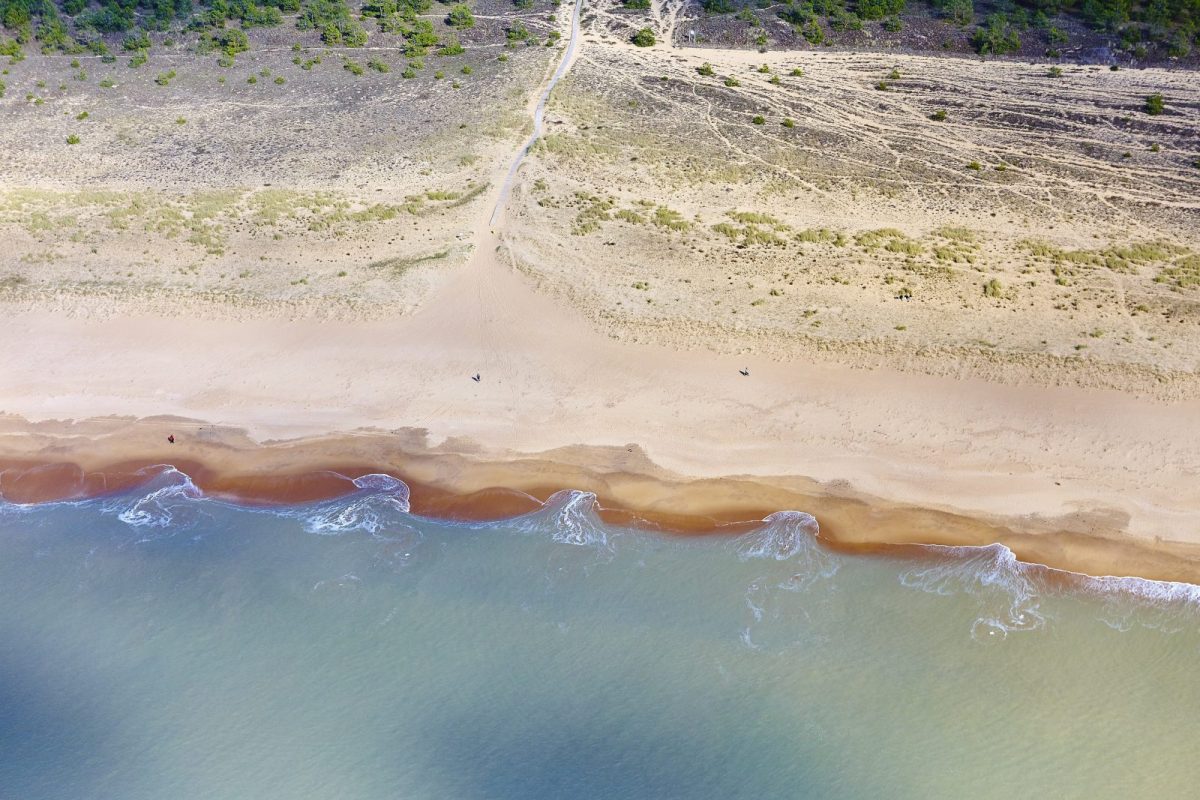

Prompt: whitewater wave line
[{"left": 3, "top": 465, "right": 1200, "bottom": 622}]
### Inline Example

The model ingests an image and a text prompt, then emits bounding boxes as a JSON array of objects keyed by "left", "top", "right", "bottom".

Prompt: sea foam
[
  {"left": 506, "top": 490, "right": 612, "bottom": 552},
  {"left": 900, "top": 543, "right": 1046, "bottom": 640},
  {"left": 296, "top": 473, "right": 412, "bottom": 535},
  {"left": 106, "top": 466, "right": 204, "bottom": 531}
]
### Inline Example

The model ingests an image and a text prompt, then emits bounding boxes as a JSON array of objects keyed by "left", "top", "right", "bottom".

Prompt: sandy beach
[
  {"left": 2, "top": 0, "right": 1199, "bottom": 582},
  {"left": 3, "top": 235, "right": 1200, "bottom": 582}
]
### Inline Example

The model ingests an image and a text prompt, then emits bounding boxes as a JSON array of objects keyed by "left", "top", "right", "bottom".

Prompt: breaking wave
[
  {"left": 4, "top": 465, "right": 1199, "bottom": 637},
  {"left": 900, "top": 542, "right": 1200, "bottom": 640},
  {"left": 506, "top": 490, "right": 612, "bottom": 552},
  {"left": 1080, "top": 573, "right": 1200, "bottom": 633},
  {"left": 289, "top": 473, "right": 412, "bottom": 536},
  {"left": 900, "top": 543, "right": 1046, "bottom": 640},
  {"left": 92, "top": 468, "right": 415, "bottom": 538},
  {"left": 102, "top": 466, "right": 205, "bottom": 532},
  {"left": 737, "top": 512, "right": 839, "bottom": 649}
]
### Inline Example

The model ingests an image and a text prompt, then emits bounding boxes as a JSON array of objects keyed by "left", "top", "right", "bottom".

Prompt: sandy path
[{"left": 490, "top": 0, "right": 585, "bottom": 227}]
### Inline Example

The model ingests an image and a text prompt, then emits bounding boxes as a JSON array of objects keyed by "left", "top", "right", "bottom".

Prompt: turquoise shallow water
[{"left": 1, "top": 469, "right": 1198, "bottom": 799}]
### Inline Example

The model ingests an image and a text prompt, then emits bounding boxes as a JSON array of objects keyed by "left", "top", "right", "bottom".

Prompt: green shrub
[
  {"left": 344, "top": 59, "right": 364, "bottom": 75},
  {"left": 632, "top": 27, "right": 655, "bottom": 46},
  {"left": 857, "top": 0, "right": 904, "bottom": 20},
  {"left": 1167, "top": 32, "right": 1192, "bottom": 58},
  {"left": 122, "top": 30, "right": 151, "bottom": 52},
  {"left": 506, "top": 21, "right": 532, "bottom": 44},
  {"left": 752, "top": 115, "right": 765, "bottom": 124},
  {"left": 128, "top": 49, "right": 148, "bottom": 68},
  {"left": 154, "top": 69, "right": 176, "bottom": 85},
  {"left": 697, "top": 62, "right": 715, "bottom": 76},
  {"left": 782, "top": 117, "right": 794, "bottom": 127},
  {"left": 936, "top": 0, "right": 973, "bottom": 25},
  {"left": 972, "top": 13, "right": 1021, "bottom": 54},
  {"left": 1145, "top": 94, "right": 1164, "bottom": 115},
  {"left": 930, "top": 109, "right": 947, "bottom": 121},
  {"left": 341, "top": 21, "right": 369, "bottom": 47},
  {"left": 1047, "top": 65, "right": 1063, "bottom": 76},
  {"left": 883, "top": 15, "right": 902, "bottom": 31},
  {"left": 983, "top": 278, "right": 1003, "bottom": 297},
  {"left": 447, "top": 4, "right": 475, "bottom": 27},
  {"left": 829, "top": 8, "right": 863, "bottom": 30},
  {"left": 66, "top": 133, "right": 80, "bottom": 144},
  {"left": 0, "top": 39, "right": 24, "bottom": 62},
  {"left": 724, "top": 76, "right": 740, "bottom": 87},
  {"left": 215, "top": 29, "right": 250, "bottom": 57},
  {"left": 368, "top": 58, "right": 390, "bottom": 72}
]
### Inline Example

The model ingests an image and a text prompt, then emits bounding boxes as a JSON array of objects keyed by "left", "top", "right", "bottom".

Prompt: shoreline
[{"left": 3, "top": 416, "right": 1200, "bottom": 585}]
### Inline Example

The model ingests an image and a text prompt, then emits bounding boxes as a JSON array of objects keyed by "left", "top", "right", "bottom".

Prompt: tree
[
  {"left": 446, "top": 4, "right": 474, "bottom": 27},
  {"left": 631, "top": 26, "right": 654, "bottom": 46}
]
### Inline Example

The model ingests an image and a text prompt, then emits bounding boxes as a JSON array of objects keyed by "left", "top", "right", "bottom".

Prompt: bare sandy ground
[
  {"left": 509, "top": 11, "right": 1200, "bottom": 394},
  {"left": 1, "top": 1, "right": 1199, "bottom": 582}
]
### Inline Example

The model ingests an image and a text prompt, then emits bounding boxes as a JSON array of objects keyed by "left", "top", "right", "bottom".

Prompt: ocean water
[{"left": 2, "top": 470, "right": 1199, "bottom": 799}]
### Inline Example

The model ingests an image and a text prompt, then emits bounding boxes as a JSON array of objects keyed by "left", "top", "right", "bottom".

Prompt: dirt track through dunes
[
  {"left": 491, "top": 0, "right": 585, "bottom": 227},
  {"left": 505, "top": 38, "right": 1200, "bottom": 393}
]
